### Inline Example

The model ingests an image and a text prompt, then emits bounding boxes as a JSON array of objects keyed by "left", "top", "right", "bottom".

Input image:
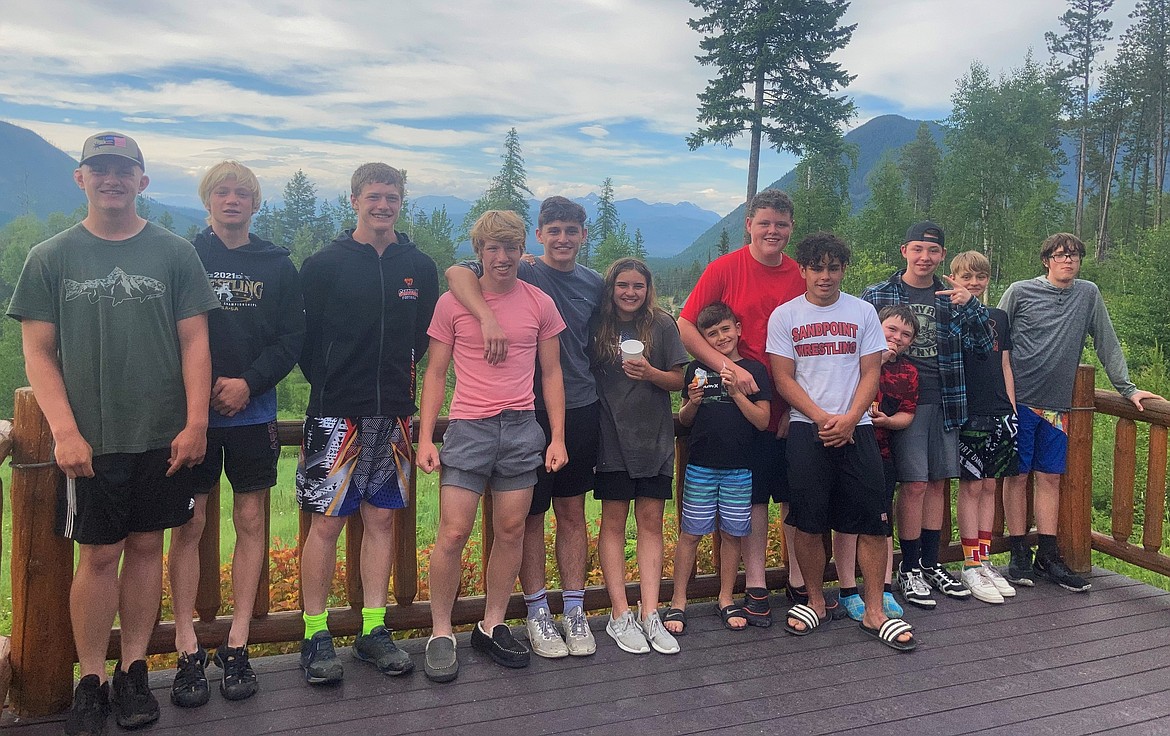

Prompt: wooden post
[
  {"left": 9, "top": 388, "right": 74, "bottom": 717},
  {"left": 393, "top": 481, "right": 418, "bottom": 606},
  {"left": 195, "top": 481, "right": 222, "bottom": 622},
  {"left": 1059, "top": 365, "right": 1095, "bottom": 573}
]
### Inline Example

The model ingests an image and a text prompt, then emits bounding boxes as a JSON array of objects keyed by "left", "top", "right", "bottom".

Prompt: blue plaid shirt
[{"left": 860, "top": 270, "right": 993, "bottom": 431}]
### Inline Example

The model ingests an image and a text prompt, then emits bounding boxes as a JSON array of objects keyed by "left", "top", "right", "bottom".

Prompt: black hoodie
[
  {"left": 299, "top": 229, "right": 439, "bottom": 418},
  {"left": 193, "top": 228, "right": 305, "bottom": 423}
]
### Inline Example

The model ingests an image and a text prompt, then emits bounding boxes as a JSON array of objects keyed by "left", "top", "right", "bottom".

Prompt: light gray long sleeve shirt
[{"left": 998, "top": 276, "right": 1136, "bottom": 411}]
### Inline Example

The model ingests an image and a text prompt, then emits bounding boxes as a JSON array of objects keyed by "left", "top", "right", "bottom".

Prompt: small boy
[
  {"left": 834, "top": 305, "right": 919, "bottom": 619},
  {"left": 950, "top": 251, "right": 1018, "bottom": 603},
  {"left": 417, "top": 210, "right": 567, "bottom": 683},
  {"left": 767, "top": 232, "right": 915, "bottom": 651},
  {"left": 666, "top": 302, "right": 771, "bottom": 634}
]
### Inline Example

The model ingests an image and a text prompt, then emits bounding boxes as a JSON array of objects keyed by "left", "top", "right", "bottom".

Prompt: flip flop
[
  {"left": 783, "top": 604, "right": 828, "bottom": 636},
  {"left": 663, "top": 607, "right": 687, "bottom": 636},
  {"left": 742, "top": 588, "right": 773, "bottom": 628},
  {"left": 859, "top": 618, "right": 917, "bottom": 652},
  {"left": 718, "top": 604, "right": 748, "bottom": 631}
]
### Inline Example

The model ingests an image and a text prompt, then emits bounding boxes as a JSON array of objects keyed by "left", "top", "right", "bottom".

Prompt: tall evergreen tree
[
  {"left": 898, "top": 123, "right": 942, "bottom": 217},
  {"left": 854, "top": 156, "right": 913, "bottom": 259},
  {"left": 632, "top": 227, "right": 647, "bottom": 260},
  {"left": 279, "top": 170, "right": 319, "bottom": 246},
  {"left": 687, "top": 0, "right": 856, "bottom": 211},
  {"left": 462, "top": 128, "right": 534, "bottom": 236},
  {"left": 1046, "top": 0, "right": 1114, "bottom": 236},
  {"left": 790, "top": 139, "right": 856, "bottom": 239},
  {"left": 1119, "top": 0, "right": 1170, "bottom": 227},
  {"left": 717, "top": 227, "right": 731, "bottom": 256},
  {"left": 594, "top": 177, "right": 621, "bottom": 243}
]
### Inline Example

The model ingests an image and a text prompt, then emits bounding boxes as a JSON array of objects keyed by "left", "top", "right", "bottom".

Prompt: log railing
[{"left": 7, "top": 364, "right": 1165, "bottom": 717}]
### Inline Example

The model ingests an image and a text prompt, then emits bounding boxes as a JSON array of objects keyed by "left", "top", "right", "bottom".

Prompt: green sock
[
  {"left": 361, "top": 607, "right": 386, "bottom": 636},
  {"left": 303, "top": 611, "right": 329, "bottom": 640}
]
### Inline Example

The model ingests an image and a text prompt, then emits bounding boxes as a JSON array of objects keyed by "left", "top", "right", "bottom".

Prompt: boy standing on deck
[
  {"left": 296, "top": 163, "right": 439, "bottom": 685},
  {"left": 8, "top": 131, "right": 220, "bottom": 735},
  {"left": 418, "top": 210, "right": 567, "bottom": 683},
  {"left": 668, "top": 301, "right": 771, "bottom": 632},
  {"left": 767, "top": 232, "right": 916, "bottom": 651},
  {"left": 998, "top": 233, "right": 1162, "bottom": 591}
]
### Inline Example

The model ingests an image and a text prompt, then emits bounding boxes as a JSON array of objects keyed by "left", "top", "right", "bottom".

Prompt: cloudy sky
[{"left": 0, "top": 1, "right": 1137, "bottom": 216}]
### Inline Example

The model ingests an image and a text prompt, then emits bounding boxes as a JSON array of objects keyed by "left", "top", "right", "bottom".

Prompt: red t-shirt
[{"left": 680, "top": 245, "right": 805, "bottom": 431}]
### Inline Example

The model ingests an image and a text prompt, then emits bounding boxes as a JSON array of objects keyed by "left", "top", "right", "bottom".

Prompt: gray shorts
[
  {"left": 439, "top": 410, "right": 545, "bottom": 494},
  {"left": 892, "top": 402, "right": 959, "bottom": 482}
]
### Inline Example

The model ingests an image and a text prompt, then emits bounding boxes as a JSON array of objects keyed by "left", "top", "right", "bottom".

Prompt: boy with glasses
[{"left": 998, "top": 233, "right": 1163, "bottom": 591}]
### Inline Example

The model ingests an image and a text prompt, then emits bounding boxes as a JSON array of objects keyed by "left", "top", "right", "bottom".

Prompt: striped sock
[
  {"left": 361, "top": 607, "right": 386, "bottom": 636},
  {"left": 303, "top": 611, "right": 329, "bottom": 640},
  {"left": 979, "top": 531, "right": 992, "bottom": 561},
  {"left": 962, "top": 537, "right": 981, "bottom": 568},
  {"left": 524, "top": 588, "right": 549, "bottom": 619},
  {"left": 562, "top": 589, "right": 585, "bottom": 615}
]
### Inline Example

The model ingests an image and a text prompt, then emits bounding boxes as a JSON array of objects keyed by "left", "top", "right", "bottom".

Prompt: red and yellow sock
[
  {"left": 962, "top": 537, "right": 981, "bottom": 568},
  {"left": 979, "top": 531, "right": 993, "bottom": 562}
]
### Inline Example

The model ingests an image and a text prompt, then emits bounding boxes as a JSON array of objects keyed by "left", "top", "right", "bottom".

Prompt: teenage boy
[
  {"left": 418, "top": 210, "right": 567, "bottom": 683},
  {"left": 444, "top": 196, "right": 602, "bottom": 658},
  {"left": 767, "top": 232, "right": 916, "bottom": 651},
  {"left": 168, "top": 161, "right": 304, "bottom": 706},
  {"left": 861, "top": 222, "right": 992, "bottom": 608},
  {"left": 949, "top": 251, "right": 1018, "bottom": 604},
  {"left": 8, "top": 131, "right": 220, "bottom": 734},
  {"left": 999, "top": 233, "right": 1163, "bottom": 591},
  {"left": 297, "top": 163, "right": 439, "bottom": 684},
  {"left": 835, "top": 305, "right": 919, "bottom": 621},
  {"left": 668, "top": 302, "right": 771, "bottom": 633},
  {"left": 678, "top": 189, "right": 807, "bottom": 626}
]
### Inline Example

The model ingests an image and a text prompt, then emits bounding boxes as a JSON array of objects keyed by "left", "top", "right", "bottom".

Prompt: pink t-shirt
[{"left": 428, "top": 279, "right": 566, "bottom": 419}]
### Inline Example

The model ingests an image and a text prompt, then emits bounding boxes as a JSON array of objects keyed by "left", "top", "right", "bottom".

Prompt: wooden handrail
[{"left": 6, "top": 365, "right": 1149, "bottom": 718}]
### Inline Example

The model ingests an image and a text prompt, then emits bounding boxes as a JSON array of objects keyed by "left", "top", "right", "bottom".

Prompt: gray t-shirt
[
  {"left": 904, "top": 282, "right": 941, "bottom": 403},
  {"left": 998, "top": 276, "right": 1136, "bottom": 411},
  {"left": 8, "top": 222, "right": 220, "bottom": 455},
  {"left": 458, "top": 258, "right": 604, "bottom": 410},
  {"left": 592, "top": 312, "right": 689, "bottom": 478}
]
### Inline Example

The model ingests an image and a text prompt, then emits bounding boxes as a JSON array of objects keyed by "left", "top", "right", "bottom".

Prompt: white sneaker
[
  {"left": 525, "top": 607, "right": 569, "bottom": 659},
  {"left": 897, "top": 568, "right": 936, "bottom": 609},
  {"left": 981, "top": 560, "right": 1016, "bottom": 598},
  {"left": 639, "top": 608, "right": 680, "bottom": 655},
  {"left": 961, "top": 566, "right": 1005, "bottom": 604},
  {"left": 561, "top": 607, "right": 596, "bottom": 656},
  {"left": 605, "top": 609, "right": 649, "bottom": 654}
]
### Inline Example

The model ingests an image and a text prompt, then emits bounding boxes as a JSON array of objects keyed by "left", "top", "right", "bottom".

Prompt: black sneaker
[
  {"left": 300, "top": 631, "right": 344, "bottom": 685},
  {"left": 919, "top": 562, "right": 972, "bottom": 599},
  {"left": 64, "top": 674, "right": 109, "bottom": 736},
  {"left": 170, "top": 647, "right": 209, "bottom": 708},
  {"left": 471, "top": 622, "right": 530, "bottom": 668},
  {"left": 1033, "top": 553, "right": 1092, "bottom": 592},
  {"left": 353, "top": 625, "right": 414, "bottom": 676},
  {"left": 111, "top": 660, "right": 160, "bottom": 730},
  {"left": 424, "top": 635, "right": 459, "bottom": 683},
  {"left": 1006, "top": 547, "right": 1036, "bottom": 586},
  {"left": 213, "top": 645, "right": 259, "bottom": 701}
]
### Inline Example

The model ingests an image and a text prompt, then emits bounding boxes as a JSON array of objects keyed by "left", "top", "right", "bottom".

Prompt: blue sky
[{"left": 0, "top": 1, "right": 1137, "bottom": 216}]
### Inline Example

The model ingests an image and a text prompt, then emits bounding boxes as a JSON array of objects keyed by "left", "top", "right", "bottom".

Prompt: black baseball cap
[{"left": 904, "top": 221, "right": 944, "bottom": 248}]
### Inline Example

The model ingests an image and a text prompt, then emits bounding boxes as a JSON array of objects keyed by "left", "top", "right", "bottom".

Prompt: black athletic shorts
[
  {"left": 750, "top": 432, "right": 790, "bottom": 504},
  {"left": 191, "top": 422, "right": 280, "bottom": 494},
  {"left": 57, "top": 448, "right": 195, "bottom": 545},
  {"left": 529, "top": 402, "right": 599, "bottom": 516},
  {"left": 593, "top": 472, "right": 673, "bottom": 502},
  {"left": 785, "top": 422, "right": 889, "bottom": 537}
]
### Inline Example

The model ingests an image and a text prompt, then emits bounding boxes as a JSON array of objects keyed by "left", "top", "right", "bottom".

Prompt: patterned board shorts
[
  {"left": 958, "top": 414, "right": 1020, "bottom": 480},
  {"left": 296, "top": 416, "right": 413, "bottom": 516}
]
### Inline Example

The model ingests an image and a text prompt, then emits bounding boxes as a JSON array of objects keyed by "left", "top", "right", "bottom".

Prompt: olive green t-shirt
[{"left": 7, "top": 222, "right": 220, "bottom": 455}]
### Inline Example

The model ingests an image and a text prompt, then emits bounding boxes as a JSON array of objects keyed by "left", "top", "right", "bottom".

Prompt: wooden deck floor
[{"left": 5, "top": 567, "right": 1170, "bottom": 735}]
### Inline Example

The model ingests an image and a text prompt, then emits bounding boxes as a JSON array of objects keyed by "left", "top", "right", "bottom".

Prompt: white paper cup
[{"left": 620, "top": 339, "right": 645, "bottom": 362}]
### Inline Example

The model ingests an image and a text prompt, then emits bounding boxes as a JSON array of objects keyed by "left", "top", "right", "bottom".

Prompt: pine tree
[
  {"left": 462, "top": 128, "right": 534, "bottom": 237},
  {"left": 632, "top": 228, "right": 647, "bottom": 259},
  {"left": 1047, "top": 0, "right": 1115, "bottom": 236},
  {"left": 279, "top": 170, "right": 319, "bottom": 246},
  {"left": 898, "top": 123, "right": 942, "bottom": 217},
  {"left": 594, "top": 178, "right": 621, "bottom": 243},
  {"left": 156, "top": 210, "right": 175, "bottom": 232},
  {"left": 687, "top": 0, "right": 856, "bottom": 210},
  {"left": 717, "top": 227, "right": 731, "bottom": 256}
]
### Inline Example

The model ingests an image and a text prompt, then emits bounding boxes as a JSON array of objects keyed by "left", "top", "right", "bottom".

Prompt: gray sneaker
[
  {"left": 353, "top": 625, "right": 414, "bottom": 675},
  {"left": 525, "top": 607, "right": 569, "bottom": 659},
  {"left": 605, "top": 609, "right": 649, "bottom": 654},
  {"left": 562, "top": 607, "right": 597, "bottom": 656},
  {"left": 640, "top": 608, "right": 680, "bottom": 655}
]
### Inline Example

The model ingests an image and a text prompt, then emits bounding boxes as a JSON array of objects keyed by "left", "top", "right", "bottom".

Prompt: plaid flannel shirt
[{"left": 860, "top": 270, "right": 993, "bottom": 431}]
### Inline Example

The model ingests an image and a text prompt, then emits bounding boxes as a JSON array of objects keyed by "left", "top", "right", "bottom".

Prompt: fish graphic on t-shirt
[{"left": 64, "top": 267, "right": 167, "bottom": 306}]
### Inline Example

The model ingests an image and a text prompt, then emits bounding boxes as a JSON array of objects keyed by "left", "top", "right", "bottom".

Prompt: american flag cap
[{"left": 79, "top": 131, "right": 145, "bottom": 170}]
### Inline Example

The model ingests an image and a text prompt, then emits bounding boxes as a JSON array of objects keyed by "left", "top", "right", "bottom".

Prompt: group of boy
[{"left": 15, "top": 130, "right": 1162, "bottom": 733}]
